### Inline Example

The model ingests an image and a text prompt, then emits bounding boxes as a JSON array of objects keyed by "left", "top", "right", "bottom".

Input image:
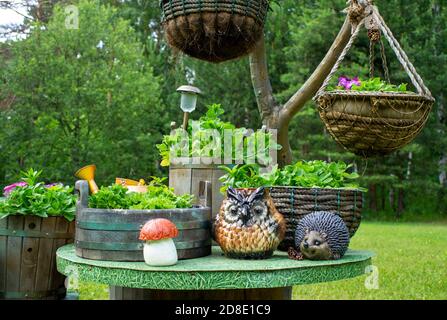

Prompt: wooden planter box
[
  {"left": 169, "top": 163, "right": 225, "bottom": 220},
  {"left": 74, "top": 180, "right": 212, "bottom": 262},
  {"left": 0, "top": 215, "right": 74, "bottom": 300}
]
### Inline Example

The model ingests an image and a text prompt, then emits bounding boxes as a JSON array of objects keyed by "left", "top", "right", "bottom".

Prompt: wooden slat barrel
[
  {"left": 75, "top": 180, "right": 212, "bottom": 262},
  {"left": 169, "top": 163, "right": 225, "bottom": 219},
  {"left": 0, "top": 215, "right": 74, "bottom": 300}
]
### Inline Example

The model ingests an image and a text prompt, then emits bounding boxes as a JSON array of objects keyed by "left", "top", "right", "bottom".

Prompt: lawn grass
[
  {"left": 76, "top": 222, "right": 447, "bottom": 300},
  {"left": 294, "top": 222, "right": 447, "bottom": 300}
]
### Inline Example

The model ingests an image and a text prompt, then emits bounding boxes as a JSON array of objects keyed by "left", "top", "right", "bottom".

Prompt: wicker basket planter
[
  {"left": 160, "top": 0, "right": 270, "bottom": 63},
  {"left": 269, "top": 187, "right": 364, "bottom": 251},
  {"left": 318, "top": 91, "right": 434, "bottom": 157}
]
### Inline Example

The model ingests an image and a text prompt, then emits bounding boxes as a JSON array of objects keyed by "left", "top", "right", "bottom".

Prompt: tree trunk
[
  {"left": 380, "top": 185, "right": 386, "bottom": 211},
  {"left": 440, "top": 155, "right": 447, "bottom": 187},
  {"left": 406, "top": 152, "right": 413, "bottom": 180},
  {"left": 249, "top": 16, "right": 355, "bottom": 166},
  {"left": 36, "top": 0, "right": 44, "bottom": 21},
  {"left": 389, "top": 188, "right": 395, "bottom": 213},
  {"left": 437, "top": 96, "right": 446, "bottom": 189},
  {"left": 397, "top": 189, "right": 405, "bottom": 218},
  {"left": 369, "top": 184, "right": 377, "bottom": 212}
]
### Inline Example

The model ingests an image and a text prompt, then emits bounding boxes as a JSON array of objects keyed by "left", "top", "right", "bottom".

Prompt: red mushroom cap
[{"left": 139, "top": 218, "right": 179, "bottom": 241}]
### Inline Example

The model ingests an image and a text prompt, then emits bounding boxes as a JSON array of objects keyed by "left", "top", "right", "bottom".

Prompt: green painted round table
[{"left": 56, "top": 244, "right": 373, "bottom": 300}]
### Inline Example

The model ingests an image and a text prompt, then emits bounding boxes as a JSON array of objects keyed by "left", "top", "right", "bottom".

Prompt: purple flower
[
  {"left": 338, "top": 76, "right": 361, "bottom": 90},
  {"left": 3, "top": 182, "right": 28, "bottom": 197},
  {"left": 44, "top": 183, "right": 62, "bottom": 189}
]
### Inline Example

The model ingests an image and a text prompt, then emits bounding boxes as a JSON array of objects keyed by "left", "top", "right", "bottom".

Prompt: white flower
[
  {"left": 96, "top": 40, "right": 105, "bottom": 50},
  {"left": 76, "top": 53, "right": 81, "bottom": 59}
]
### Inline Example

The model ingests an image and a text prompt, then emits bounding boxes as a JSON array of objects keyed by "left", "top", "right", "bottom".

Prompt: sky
[
  {"left": 0, "top": 8, "right": 25, "bottom": 25},
  {"left": 0, "top": 2, "right": 29, "bottom": 41}
]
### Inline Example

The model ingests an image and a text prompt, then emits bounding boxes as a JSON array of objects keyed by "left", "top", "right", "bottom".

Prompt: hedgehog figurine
[{"left": 288, "top": 211, "right": 350, "bottom": 261}]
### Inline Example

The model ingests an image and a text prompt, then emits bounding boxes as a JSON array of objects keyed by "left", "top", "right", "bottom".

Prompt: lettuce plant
[
  {"left": 219, "top": 161, "right": 366, "bottom": 193},
  {"left": 88, "top": 177, "right": 194, "bottom": 210}
]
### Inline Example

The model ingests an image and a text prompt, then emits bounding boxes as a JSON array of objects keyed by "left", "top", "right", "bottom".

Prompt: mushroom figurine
[{"left": 139, "top": 218, "right": 179, "bottom": 266}]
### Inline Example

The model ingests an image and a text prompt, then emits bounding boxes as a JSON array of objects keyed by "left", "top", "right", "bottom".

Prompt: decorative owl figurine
[{"left": 213, "top": 187, "right": 286, "bottom": 260}]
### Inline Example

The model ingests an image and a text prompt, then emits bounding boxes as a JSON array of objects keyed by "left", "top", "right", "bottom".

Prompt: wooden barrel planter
[
  {"left": 269, "top": 187, "right": 364, "bottom": 251},
  {"left": 160, "top": 0, "right": 271, "bottom": 63},
  {"left": 169, "top": 163, "right": 225, "bottom": 220},
  {"left": 0, "top": 215, "right": 74, "bottom": 300},
  {"left": 317, "top": 91, "right": 434, "bottom": 157},
  {"left": 75, "top": 180, "right": 212, "bottom": 262}
]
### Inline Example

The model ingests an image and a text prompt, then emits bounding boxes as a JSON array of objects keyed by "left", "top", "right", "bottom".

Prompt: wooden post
[
  {"left": 109, "top": 286, "right": 292, "bottom": 300},
  {"left": 182, "top": 112, "right": 189, "bottom": 130}
]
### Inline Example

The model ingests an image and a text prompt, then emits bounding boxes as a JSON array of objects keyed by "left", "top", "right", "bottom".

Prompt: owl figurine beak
[{"left": 241, "top": 206, "right": 250, "bottom": 225}]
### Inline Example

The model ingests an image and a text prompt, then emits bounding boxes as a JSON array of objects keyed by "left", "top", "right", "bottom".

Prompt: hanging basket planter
[
  {"left": 160, "top": 0, "right": 271, "bottom": 63},
  {"left": 318, "top": 91, "right": 433, "bottom": 157},
  {"left": 315, "top": 4, "right": 435, "bottom": 157}
]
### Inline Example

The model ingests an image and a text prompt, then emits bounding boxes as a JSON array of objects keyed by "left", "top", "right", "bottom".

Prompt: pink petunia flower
[
  {"left": 3, "top": 182, "right": 28, "bottom": 197},
  {"left": 338, "top": 76, "right": 361, "bottom": 90}
]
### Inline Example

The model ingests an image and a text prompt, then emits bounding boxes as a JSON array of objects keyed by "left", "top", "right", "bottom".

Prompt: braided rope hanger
[{"left": 314, "top": 2, "right": 435, "bottom": 101}]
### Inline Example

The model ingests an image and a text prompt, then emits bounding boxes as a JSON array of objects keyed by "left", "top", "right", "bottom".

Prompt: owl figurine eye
[
  {"left": 252, "top": 205, "right": 265, "bottom": 216},
  {"left": 229, "top": 206, "right": 239, "bottom": 216}
]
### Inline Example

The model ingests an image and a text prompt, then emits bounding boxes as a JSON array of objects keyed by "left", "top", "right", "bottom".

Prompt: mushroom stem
[{"left": 143, "top": 238, "right": 178, "bottom": 266}]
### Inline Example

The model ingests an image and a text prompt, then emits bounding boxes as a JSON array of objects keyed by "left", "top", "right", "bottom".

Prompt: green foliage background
[{"left": 0, "top": 0, "right": 446, "bottom": 220}]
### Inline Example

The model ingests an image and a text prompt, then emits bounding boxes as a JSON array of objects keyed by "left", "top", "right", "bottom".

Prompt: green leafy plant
[
  {"left": 157, "top": 104, "right": 281, "bottom": 167},
  {"left": 88, "top": 177, "right": 194, "bottom": 210},
  {"left": 219, "top": 161, "right": 366, "bottom": 193},
  {"left": 88, "top": 184, "right": 130, "bottom": 209},
  {"left": 330, "top": 76, "right": 411, "bottom": 93},
  {"left": 351, "top": 78, "right": 409, "bottom": 92},
  {"left": 0, "top": 169, "right": 76, "bottom": 221}
]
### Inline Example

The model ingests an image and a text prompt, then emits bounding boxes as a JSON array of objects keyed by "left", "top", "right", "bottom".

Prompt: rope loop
[{"left": 314, "top": 2, "right": 434, "bottom": 101}]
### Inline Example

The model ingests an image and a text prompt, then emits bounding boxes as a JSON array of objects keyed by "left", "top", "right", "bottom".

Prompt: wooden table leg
[{"left": 109, "top": 286, "right": 292, "bottom": 300}]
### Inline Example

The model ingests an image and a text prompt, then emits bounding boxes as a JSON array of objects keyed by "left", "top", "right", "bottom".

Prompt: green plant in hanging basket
[{"left": 328, "top": 76, "right": 411, "bottom": 93}]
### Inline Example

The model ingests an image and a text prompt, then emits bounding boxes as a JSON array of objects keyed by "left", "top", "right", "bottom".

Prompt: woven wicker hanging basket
[
  {"left": 269, "top": 187, "right": 363, "bottom": 251},
  {"left": 315, "top": 5, "right": 435, "bottom": 157},
  {"left": 160, "top": 0, "right": 270, "bottom": 63}
]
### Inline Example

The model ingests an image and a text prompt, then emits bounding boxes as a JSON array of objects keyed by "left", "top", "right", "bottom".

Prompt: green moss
[{"left": 57, "top": 245, "right": 372, "bottom": 290}]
